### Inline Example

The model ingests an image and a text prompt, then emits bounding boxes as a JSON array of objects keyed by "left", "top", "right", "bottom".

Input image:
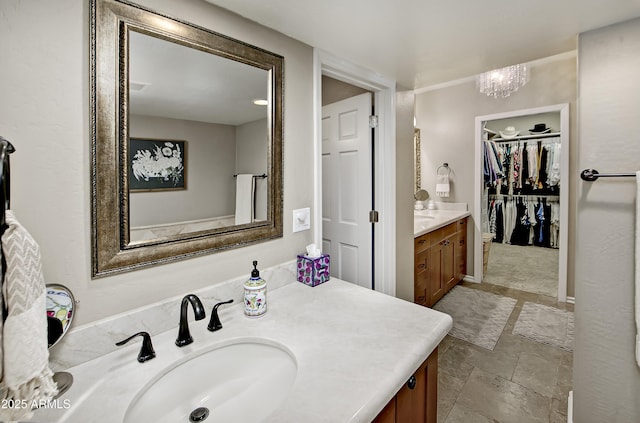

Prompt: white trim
[
  {"left": 567, "top": 391, "right": 573, "bottom": 423},
  {"left": 566, "top": 296, "right": 575, "bottom": 305},
  {"left": 313, "top": 49, "right": 396, "bottom": 296},
  {"left": 474, "top": 103, "right": 570, "bottom": 302},
  {"left": 415, "top": 50, "right": 577, "bottom": 94},
  {"left": 462, "top": 275, "right": 478, "bottom": 284}
]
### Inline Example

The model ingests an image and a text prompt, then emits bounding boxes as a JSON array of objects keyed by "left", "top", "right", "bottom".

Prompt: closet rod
[
  {"left": 489, "top": 194, "right": 559, "bottom": 199},
  {"left": 580, "top": 169, "right": 635, "bottom": 181}
]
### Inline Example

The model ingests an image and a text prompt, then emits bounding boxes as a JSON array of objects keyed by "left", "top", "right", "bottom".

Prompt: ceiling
[
  {"left": 129, "top": 30, "right": 268, "bottom": 126},
  {"left": 204, "top": 0, "right": 640, "bottom": 89}
]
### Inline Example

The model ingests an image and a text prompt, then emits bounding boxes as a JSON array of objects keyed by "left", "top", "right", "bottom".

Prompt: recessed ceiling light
[{"left": 253, "top": 99, "right": 268, "bottom": 106}]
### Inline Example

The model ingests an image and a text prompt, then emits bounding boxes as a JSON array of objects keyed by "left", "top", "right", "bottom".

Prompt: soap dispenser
[{"left": 243, "top": 260, "right": 267, "bottom": 318}]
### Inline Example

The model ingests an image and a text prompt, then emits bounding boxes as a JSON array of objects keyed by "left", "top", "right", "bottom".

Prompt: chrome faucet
[{"left": 176, "top": 294, "right": 206, "bottom": 347}]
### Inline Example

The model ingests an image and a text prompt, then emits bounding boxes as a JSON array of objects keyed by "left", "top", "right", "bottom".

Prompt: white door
[{"left": 321, "top": 93, "right": 372, "bottom": 289}]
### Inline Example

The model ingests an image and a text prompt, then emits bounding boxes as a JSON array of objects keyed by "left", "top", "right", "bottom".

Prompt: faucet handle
[
  {"left": 116, "top": 331, "right": 156, "bottom": 363},
  {"left": 207, "top": 299, "right": 234, "bottom": 332}
]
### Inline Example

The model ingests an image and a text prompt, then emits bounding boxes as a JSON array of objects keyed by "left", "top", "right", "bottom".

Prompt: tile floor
[{"left": 437, "top": 281, "right": 574, "bottom": 423}]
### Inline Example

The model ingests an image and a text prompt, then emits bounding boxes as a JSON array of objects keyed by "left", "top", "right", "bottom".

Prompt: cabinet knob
[{"left": 407, "top": 375, "right": 417, "bottom": 390}]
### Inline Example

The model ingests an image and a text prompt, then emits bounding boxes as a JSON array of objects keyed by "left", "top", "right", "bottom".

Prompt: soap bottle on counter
[{"left": 244, "top": 260, "right": 267, "bottom": 318}]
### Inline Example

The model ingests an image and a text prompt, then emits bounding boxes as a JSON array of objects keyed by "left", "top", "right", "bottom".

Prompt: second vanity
[
  {"left": 34, "top": 278, "right": 452, "bottom": 423},
  {"left": 414, "top": 207, "right": 470, "bottom": 307}
]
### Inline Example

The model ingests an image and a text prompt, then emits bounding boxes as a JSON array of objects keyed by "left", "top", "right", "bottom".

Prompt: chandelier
[{"left": 476, "top": 63, "right": 529, "bottom": 99}]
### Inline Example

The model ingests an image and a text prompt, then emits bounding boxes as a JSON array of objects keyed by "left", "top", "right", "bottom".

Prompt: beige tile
[
  {"left": 536, "top": 294, "right": 561, "bottom": 307},
  {"left": 467, "top": 344, "right": 519, "bottom": 380},
  {"left": 555, "top": 360, "right": 573, "bottom": 390},
  {"left": 439, "top": 335, "right": 456, "bottom": 355},
  {"left": 512, "top": 352, "right": 560, "bottom": 397},
  {"left": 495, "top": 332, "right": 566, "bottom": 362},
  {"left": 550, "top": 397, "right": 569, "bottom": 422},
  {"left": 439, "top": 340, "right": 475, "bottom": 381},
  {"left": 456, "top": 368, "right": 551, "bottom": 423},
  {"left": 438, "top": 371, "right": 467, "bottom": 423},
  {"left": 443, "top": 404, "right": 496, "bottom": 423}
]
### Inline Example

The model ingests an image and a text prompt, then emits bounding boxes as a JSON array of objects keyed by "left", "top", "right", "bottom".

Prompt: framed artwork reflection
[{"left": 129, "top": 138, "right": 187, "bottom": 191}]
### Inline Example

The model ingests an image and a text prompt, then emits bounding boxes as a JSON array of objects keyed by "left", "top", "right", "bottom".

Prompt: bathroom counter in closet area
[
  {"left": 33, "top": 278, "right": 452, "bottom": 423},
  {"left": 414, "top": 209, "right": 470, "bottom": 307}
]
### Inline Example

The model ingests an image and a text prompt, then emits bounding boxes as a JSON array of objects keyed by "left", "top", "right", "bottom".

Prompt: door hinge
[
  {"left": 369, "top": 115, "right": 379, "bottom": 128},
  {"left": 369, "top": 210, "right": 379, "bottom": 223}
]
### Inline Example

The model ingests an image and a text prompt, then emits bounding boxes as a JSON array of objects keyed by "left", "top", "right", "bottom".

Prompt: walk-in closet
[{"left": 479, "top": 107, "right": 568, "bottom": 299}]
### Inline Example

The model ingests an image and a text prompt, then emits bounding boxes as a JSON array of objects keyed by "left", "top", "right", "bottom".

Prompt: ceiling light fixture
[
  {"left": 253, "top": 99, "right": 268, "bottom": 106},
  {"left": 476, "top": 63, "right": 529, "bottom": 99}
]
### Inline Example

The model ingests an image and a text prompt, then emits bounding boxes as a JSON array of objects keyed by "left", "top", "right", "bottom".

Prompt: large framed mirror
[{"left": 90, "top": 0, "right": 283, "bottom": 277}]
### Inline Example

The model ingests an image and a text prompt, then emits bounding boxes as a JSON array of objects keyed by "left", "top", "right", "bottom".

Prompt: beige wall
[
  {"left": 129, "top": 114, "right": 237, "bottom": 225},
  {"left": 414, "top": 57, "right": 577, "bottom": 296},
  {"left": 395, "top": 90, "right": 416, "bottom": 301},
  {"left": 574, "top": 18, "right": 640, "bottom": 421},
  {"left": 236, "top": 118, "right": 269, "bottom": 221},
  {"left": 0, "top": 0, "right": 314, "bottom": 325},
  {"left": 322, "top": 75, "right": 371, "bottom": 106}
]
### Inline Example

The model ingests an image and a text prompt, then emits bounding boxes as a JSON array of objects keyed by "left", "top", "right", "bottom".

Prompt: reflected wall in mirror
[{"left": 91, "top": 0, "right": 283, "bottom": 277}]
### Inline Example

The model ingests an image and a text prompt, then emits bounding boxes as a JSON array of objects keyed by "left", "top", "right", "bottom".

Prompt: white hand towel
[
  {"left": 235, "top": 174, "right": 254, "bottom": 225},
  {"left": 436, "top": 174, "right": 450, "bottom": 198},
  {"left": 0, "top": 211, "right": 57, "bottom": 421},
  {"left": 636, "top": 172, "right": 640, "bottom": 367}
]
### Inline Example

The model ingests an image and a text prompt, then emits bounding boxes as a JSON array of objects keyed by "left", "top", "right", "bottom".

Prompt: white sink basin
[{"left": 123, "top": 341, "right": 297, "bottom": 423}]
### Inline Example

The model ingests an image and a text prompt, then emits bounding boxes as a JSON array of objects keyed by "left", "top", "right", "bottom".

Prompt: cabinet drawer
[
  {"left": 442, "top": 222, "right": 457, "bottom": 238},
  {"left": 415, "top": 233, "right": 431, "bottom": 253}
]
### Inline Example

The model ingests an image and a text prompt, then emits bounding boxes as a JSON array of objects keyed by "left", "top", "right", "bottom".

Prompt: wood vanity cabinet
[
  {"left": 414, "top": 217, "right": 468, "bottom": 308},
  {"left": 372, "top": 347, "right": 438, "bottom": 423}
]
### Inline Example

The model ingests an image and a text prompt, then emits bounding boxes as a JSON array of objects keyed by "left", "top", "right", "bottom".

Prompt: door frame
[
  {"left": 473, "top": 103, "right": 570, "bottom": 301},
  {"left": 313, "top": 48, "right": 396, "bottom": 296}
]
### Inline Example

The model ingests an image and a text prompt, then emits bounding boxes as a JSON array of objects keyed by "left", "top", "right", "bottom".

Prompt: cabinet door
[
  {"left": 455, "top": 229, "right": 467, "bottom": 282},
  {"left": 427, "top": 244, "right": 443, "bottom": 306},
  {"left": 442, "top": 234, "right": 457, "bottom": 293},
  {"left": 372, "top": 399, "right": 396, "bottom": 423},
  {"left": 396, "top": 361, "right": 427, "bottom": 423},
  {"left": 372, "top": 347, "right": 439, "bottom": 423}
]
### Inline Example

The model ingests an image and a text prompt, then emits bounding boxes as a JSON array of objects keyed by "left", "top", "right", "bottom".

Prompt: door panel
[{"left": 322, "top": 93, "right": 372, "bottom": 289}]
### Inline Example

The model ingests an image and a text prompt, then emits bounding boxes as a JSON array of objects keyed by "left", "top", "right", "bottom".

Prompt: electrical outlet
[{"left": 292, "top": 208, "right": 311, "bottom": 232}]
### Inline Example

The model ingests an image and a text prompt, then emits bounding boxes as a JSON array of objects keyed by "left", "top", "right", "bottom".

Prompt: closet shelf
[{"left": 491, "top": 132, "right": 561, "bottom": 142}]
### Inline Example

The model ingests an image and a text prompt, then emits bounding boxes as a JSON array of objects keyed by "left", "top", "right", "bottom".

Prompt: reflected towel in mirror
[{"left": 235, "top": 174, "right": 255, "bottom": 225}]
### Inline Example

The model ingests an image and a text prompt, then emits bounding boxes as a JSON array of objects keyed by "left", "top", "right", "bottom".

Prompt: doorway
[
  {"left": 473, "top": 104, "right": 569, "bottom": 301},
  {"left": 321, "top": 88, "right": 374, "bottom": 289},
  {"left": 313, "top": 49, "right": 397, "bottom": 295}
]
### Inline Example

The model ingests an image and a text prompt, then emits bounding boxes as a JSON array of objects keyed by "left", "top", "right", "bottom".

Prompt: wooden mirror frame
[{"left": 90, "top": 0, "right": 283, "bottom": 277}]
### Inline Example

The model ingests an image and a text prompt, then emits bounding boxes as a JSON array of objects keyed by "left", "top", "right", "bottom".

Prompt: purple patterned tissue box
[{"left": 296, "top": 254, "right": 330, "bottom": 287}]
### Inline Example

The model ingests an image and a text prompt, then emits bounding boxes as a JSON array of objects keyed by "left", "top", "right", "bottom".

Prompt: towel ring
[{"left": 437, "top": 163, "right": 451, "bottom": 176}]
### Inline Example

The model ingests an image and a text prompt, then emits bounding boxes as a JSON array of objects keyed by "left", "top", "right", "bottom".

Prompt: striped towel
[{"left": 0, "top": 211, "right": 57, "bottom": 421}]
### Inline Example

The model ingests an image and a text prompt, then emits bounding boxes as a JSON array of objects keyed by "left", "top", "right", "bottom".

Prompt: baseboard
[
  {"left": 566, "top": 296, "right": 575, "bottom": 304},
  {"left": 462, "top": 275, "right": 478, "bottom": 283},
  {"left": 567, "top": 391, "right": 573, "bottom": 422}
]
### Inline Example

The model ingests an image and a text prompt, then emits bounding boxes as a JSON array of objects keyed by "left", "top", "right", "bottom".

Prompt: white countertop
[
  {"left": 33, "top": 279, "right": 452, "bottom": 423},
  {"left": 414, "top": 209, "right": 470, "bottom": 237}
]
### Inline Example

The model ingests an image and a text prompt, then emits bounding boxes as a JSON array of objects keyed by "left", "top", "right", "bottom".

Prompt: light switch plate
[{"left": 292, "top": 207, "right": 311, "bottom": 232}]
